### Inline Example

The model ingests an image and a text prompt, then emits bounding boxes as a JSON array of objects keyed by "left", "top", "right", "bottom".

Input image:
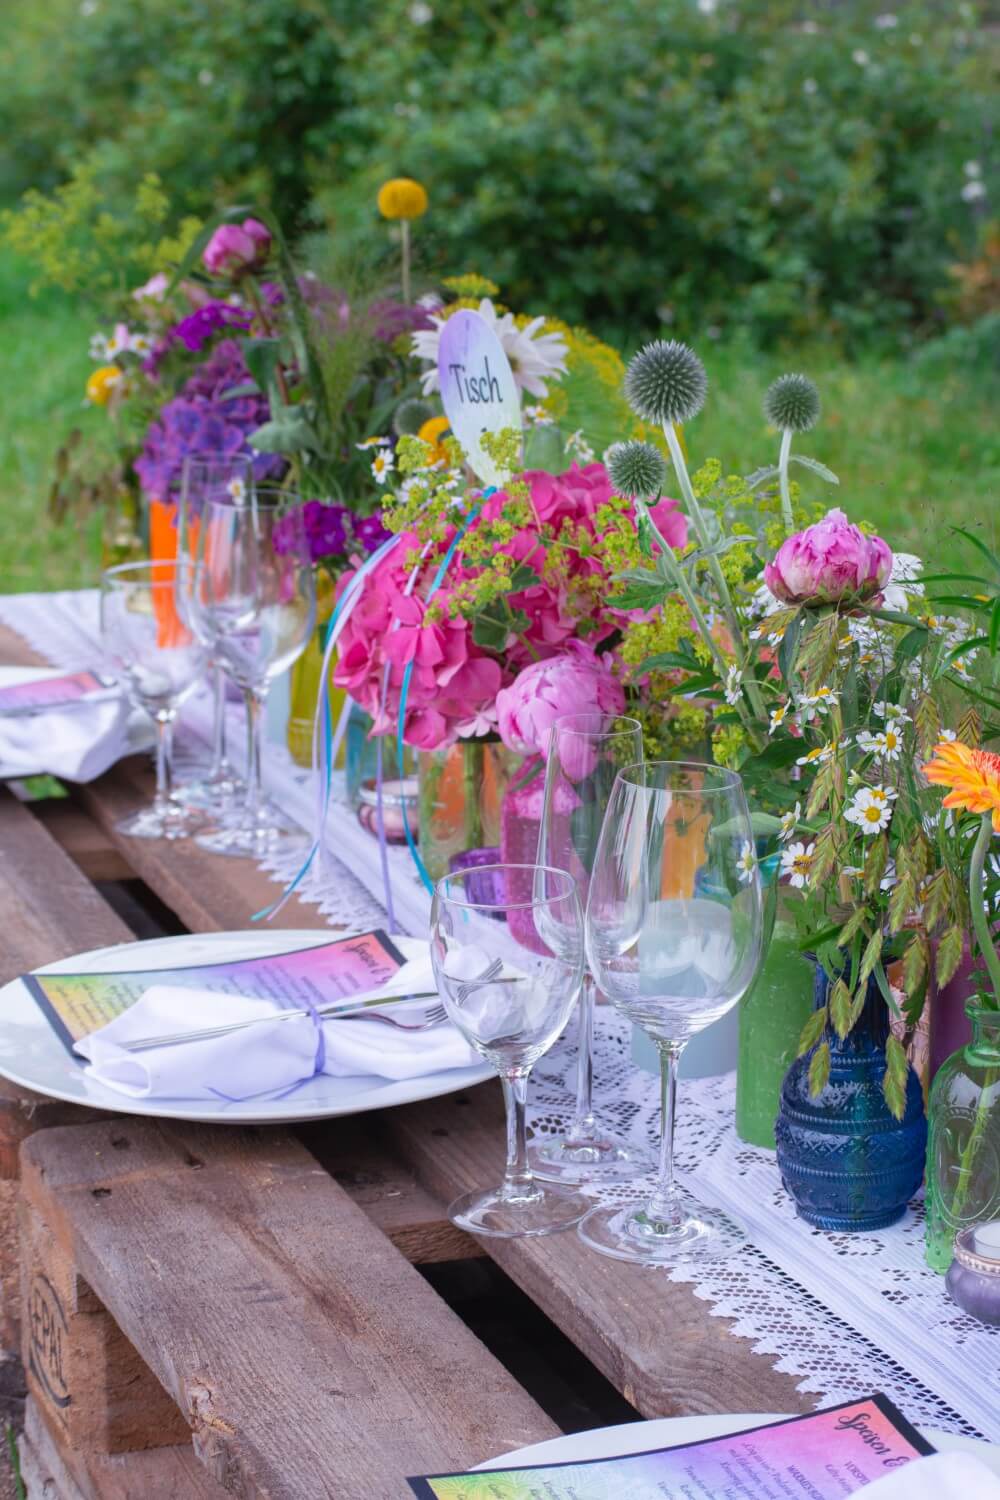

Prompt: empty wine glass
[
  {"left": 174, "top": 452, "right": 252, "bottom": 809},
  {"left": 193, "top": 487, "right": 316, "bottom": 857},
  {"left": 581, "top": 761, "right": 764, "bottom": 1266},
  {"left": 531, "top": 713, "right": 656, "bottom": 1185},
  {"left": 431, "top": 863, "right": 591, "bottom": 1238},
  {"left": 100, "top": 560, "right": 209, "bottom": 840}
]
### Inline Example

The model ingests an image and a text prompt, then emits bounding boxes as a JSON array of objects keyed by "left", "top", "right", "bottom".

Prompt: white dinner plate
[
  {"left": 476, "top": 1412, "right": 1000, "bottom": 1475},
  {"left": 0, "top": 665, "right": 152, "bottom": 780},
  {"left": 0, "top": 929, "right": 493, "bottom": 1124}
]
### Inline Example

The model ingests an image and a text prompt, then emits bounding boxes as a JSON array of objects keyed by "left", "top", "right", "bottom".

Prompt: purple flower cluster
[
  {"left": 134, "top": 340, "right": 283, "bottom": 500},
  {"left": 369, "top": 299, "right": 434, "bottom": 344},
  {"left": 171, "top": 301, "right": 254, "bottom": 353},
  {"left": 273, "top": 501, "right": 391, "bottom": 565}
]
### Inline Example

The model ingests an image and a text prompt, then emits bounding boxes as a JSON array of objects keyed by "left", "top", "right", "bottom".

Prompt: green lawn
[{"left": 0, "top": 247, "right": 996, "bottom": 593}]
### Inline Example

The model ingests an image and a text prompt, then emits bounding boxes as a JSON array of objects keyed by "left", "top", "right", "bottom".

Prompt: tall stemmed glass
[
  {"left": 431, "top": 863, "right": 591, "bottom": 1238},
  {"left": 531, "top": 713, "right": 655, "bottom": 1184},
  {"left": 174, "top": 453, "right": 252, "bottom": 808},
  {"left": 581, "top": 761, "right": 764, "bottom": 1265},
  {"left": 100, "top": 560, "right": 209, "bottom": 840},
  {"left": 193, "top": 487, "right": 316, "bottom": 857}
]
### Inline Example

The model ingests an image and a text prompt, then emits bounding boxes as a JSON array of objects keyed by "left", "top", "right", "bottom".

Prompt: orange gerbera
[{"left": 923, "top": 740, "right": 1000, "bottom": 832}]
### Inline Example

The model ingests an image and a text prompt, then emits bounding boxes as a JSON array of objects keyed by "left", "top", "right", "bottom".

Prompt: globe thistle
[
  {"left": 393, "top": 396, "right": 436, "bottom": 437},
  {"left": 764, "top": 373, "right": 821, "bottom": 433},
  {"left": 624, "top": 340, "right": 708, "bottom": 426},
  {"left": 606, "top": 440, "right": 668, "bottom": 500}
]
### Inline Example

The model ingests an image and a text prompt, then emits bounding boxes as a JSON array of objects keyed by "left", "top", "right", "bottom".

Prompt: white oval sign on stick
[{"left": 437, "top": 309, "right": 522, "bottom": 488}]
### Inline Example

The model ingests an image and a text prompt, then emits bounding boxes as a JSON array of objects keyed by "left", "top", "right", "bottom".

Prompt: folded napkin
[
  {"left": 0, "top": 687, "right": 140, "bottom": 783},
  {"left": 857, "top": 1452, "right": 1000, "bottom": 1498},
  {"left": 75, "top": 965, "right": 478, "bottom": 1101}
]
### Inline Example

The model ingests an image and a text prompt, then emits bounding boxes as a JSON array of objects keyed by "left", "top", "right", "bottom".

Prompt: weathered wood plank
[
  {"left": 21, "top": 1119, "right": 559, "bottom": 1496},
  {"left": 382, "top": 1085, "right": 813, "bottom": 1423},
  {"left": 31, "top": 800, "right": 135, "bottom": 884},
  {"left": 20, "top": 1396, "right": 228, "bottom": 1500}
]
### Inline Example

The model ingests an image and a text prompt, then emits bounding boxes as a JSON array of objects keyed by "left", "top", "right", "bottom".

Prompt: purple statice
[
  {"left": 134, "top": 339, "right": 283, "bottom": 500},
  {"left": 369, "top": 299, "right": 434, "bottom": 343},
  {"left": 170, "top": 301, "right": 253, "bottom": 353},
  {"left": 352, "top": 513, "right": 392, "bottom": 555}
]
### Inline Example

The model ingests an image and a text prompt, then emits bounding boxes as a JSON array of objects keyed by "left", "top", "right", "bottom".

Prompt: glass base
[
  {"left": 578, "top": 1190, "right": 746, "bottom": 1267},
  {"left": 115, "top": 802, "right": 207, "bottom": 842},
  {"left": 529, "top": 1129, "right": 656, "bottom": 1186},
  {"left": 174, "top": 764, "right": 246, "bottom": 810},
  {"left": 449, "top": 1181, "right": 590, "bottom": 1239},
  {"left": 195, "top": 798, "right": 308, "bottom": 859}
]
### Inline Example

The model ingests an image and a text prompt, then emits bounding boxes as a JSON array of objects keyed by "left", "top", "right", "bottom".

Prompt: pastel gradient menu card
[
  {"left": 408, "top": 1396, "right": 935, "bottom": 1500},
  {"left": 0, "top": 670, "right": 109, "bottom": 714},
  {"left": 24, "top": 930, "right": 407, "bottom": 1053}
]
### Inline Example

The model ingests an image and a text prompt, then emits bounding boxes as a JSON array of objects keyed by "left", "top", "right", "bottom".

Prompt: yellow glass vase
[{"left": 286, "top": 576, "right": 348, "bottom": 769}]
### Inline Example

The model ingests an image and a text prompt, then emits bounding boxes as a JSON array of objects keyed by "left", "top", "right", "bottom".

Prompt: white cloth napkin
[
  {"left": 75, "top": 963, "right": 478, "bottom": 1101},
  {"left": 0, "top": 689, "right": 139, "bottom": 783},
  {"left": 857, "top": 1452, "right": 1000, "bottom": 1499}
]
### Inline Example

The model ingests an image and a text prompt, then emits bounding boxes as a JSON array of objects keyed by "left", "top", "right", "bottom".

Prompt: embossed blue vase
[{"left": 775, "top": 965, "right": 926, "bottom": 1231}]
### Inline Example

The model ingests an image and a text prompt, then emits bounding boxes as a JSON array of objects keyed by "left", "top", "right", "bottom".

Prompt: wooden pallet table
[{"left": 0, "top": 621, "right": 813, "bottom": 1498}]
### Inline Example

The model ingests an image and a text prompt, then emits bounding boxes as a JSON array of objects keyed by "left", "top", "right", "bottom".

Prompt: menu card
[
  {"left": 408, "top": 1396, "right": 934, "bottom": 1499},
  {"left": 0, "top": 669, "right": 109, "bottom": 714},
  {"left": 24, "top": 930, "right": 407, "bottom": 1054}
]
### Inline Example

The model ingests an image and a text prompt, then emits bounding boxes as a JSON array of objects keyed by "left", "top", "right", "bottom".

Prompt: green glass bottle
[{"left": 925, "top": 1003, "right": 1000, "bottom": 1273}]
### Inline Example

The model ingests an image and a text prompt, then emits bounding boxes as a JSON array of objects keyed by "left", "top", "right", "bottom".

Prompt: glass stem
[
  {"left": 646, "top": 1041, "right": 683, "bottom": 1229},
  {"left": 567, "top": 972, "right": 597, "bottom": 1145},
  {"left": 152, "top": 712, "right": 174, "bottom": 816},
  {"left": 243, "top": 687, "right": 265, "bottom": 827},
  {"left": 209, "top": 663, "right": 227, "bottom": 778},
  {"left": 499, "top": 1071, "right": 535, "bottom": 1203}
]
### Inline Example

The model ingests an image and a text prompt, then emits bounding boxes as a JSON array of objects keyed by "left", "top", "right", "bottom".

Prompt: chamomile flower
[
  {"left": 565, "top": 429, "right": 595, "bottom": 465},
  {"left": 864, "top": 785, "right": 897, "bottom": 806},
  {"left": 872, "top": 701, "right": 908, "bottom": 722},
  {"left": 781, "top": 841, "right": 814, "bottom": 889},
  {"left": 941, "top": 728, "right": 958, "bottom": 742},
  {"left": 845, "top": 789, "right": 892, "bottom": 834},
  {"left": 89, "top": 332, "right": 110, "bottom": 361},
  {"left": 796, "top": 741, "right": 835, "bottom": 767},
  {"left": 737, "top": 841, "right": 756, "bottom": 884},
  {"left": 778, "top": 803, "right": 801, "bottom": 842},
  {"left": 356, "top": 436, "right": 391, "bottom": 450},
  {"left": 858, "top": 725, "right": 903, "bottom": 761},
  {"left": 226, "top": 477, "right": 247, "bottom": 503},
  {"left": 371, "top": 449, "right": 395, "bottom": 485},
  {"left": 724, "top": 665, "right": 743, "bottom": 707},
  {"left": 769, "top": 701, "right": 790, "bottom": 734}
]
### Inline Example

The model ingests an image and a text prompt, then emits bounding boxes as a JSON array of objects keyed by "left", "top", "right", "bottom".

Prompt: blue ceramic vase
[{"left": 774, "top": 964, "right": 926, "bottom": 1231}]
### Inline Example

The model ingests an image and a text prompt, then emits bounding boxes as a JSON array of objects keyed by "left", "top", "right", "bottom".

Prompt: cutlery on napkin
[
  {"left": 856, "top": 1452, "right": 1000, "bottom": 1498},
  {"left": 73, "top": 953, "right": 480, "bottom": 1101}
]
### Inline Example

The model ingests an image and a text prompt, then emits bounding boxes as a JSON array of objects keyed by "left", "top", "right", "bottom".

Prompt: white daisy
[
  {"left": 411, "top": 298, "right": 568, "bottom": 398},
  {"left": 769, "top": 702, "right": 790, "bottom": 734},
  {"left": 858, "top": 726, "right": 902, "bottom": 761},
  {"left": 724, "top": 665, "right": 743, "bottom": 707},
  {"left": 565, "top": 428, "right": 595, "bottom": 465},
  {"left": 371, "top": 450, "right": 395, "bottom": 485},
  {"left": 941, "top": 728, "right": 958, "bottom": 742},
  {"left": 872, "top": 701, "right": 908, "bottom": 721},
  {"left": 89, "top": 332, "right": 110, "bottom": 360},
  {"left": 796, "top": 742, "right": 835, "bottom": 767},
  {"left": 781, "top": 841, "right": 814, "bottom": 889},
  {"left": 356, "top": 436, "right": 391, "bottom": 450},
  {"left": 863, "top": 785, "right": 897, "bottom": 806},
  {"left": 880, "top": 552, "right": 924, "bottom": 613},
  {"left": 226, "top": 477, "right": 248, "bottom": 504},
  {"left": 737, "top": 841, "right": 756, "bottom": 885},
  {"left": 801, "top": 686, "right": 839, "bottom": 716},
  {"left": 845, "top": 791, "right": 892, "bottom": 834},
  {"left": 524, "top": 404, "right": 554, "bottom": 428},
  {"left": 778, "top": 803, "right": 801, "bottom": 842}
]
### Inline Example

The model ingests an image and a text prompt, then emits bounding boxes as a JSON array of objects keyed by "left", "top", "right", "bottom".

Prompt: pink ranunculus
[
  {"left": 495, "top": 650, "right": 625, "bottom": 758},
  {"left": 764, "top": 508, "right": 892, "bottom": 607},
  {"left": 202, "top": 219, "right": 272, "bottom": 278}
]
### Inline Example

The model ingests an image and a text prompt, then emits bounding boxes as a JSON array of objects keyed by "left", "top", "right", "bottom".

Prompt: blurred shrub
[{"left": 1, "top": 0, "right": 995, "bottom": 345}]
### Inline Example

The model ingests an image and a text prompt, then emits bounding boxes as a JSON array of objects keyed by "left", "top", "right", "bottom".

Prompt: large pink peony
[
  {"left": 495, "top": 648, "right": 625, "bottom": 757},
  {"left": 203, "top": 219, "right": 272, "bottom": 278},
  {"left": 764, "top": 508, "right": 892, "bottom": 607}
]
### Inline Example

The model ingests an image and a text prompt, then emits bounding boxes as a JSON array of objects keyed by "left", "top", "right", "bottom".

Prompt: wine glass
[
  {"left": 173, "top": 452, "right": 252, "bottom": 808},
  {"left": 99, "top": 560, "right": 209, "bottom": 840},
  {"left": 581, "top": 761, "right": 764, "bottom": 1265},
  {"left": 193, "top": 487, "right": 316, "bottom": 857},
  {"left": 531, "top": 713, "right": 656, "bottom": 1184},
  {"left": 430, "top": 863, "right": 591, "bottom": 1238}
]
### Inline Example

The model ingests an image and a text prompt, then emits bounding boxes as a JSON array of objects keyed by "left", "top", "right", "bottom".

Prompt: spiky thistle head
[
  {"left": 606, "top": 440, "right": 668, "bottom": 500},
  {"left": 623, "top": 340, "right": 708, "bottom": 426},
  {"left": 764, "top": 373, "right": 820, "bottom": 433},
  {"left": 393, "top": 397, "right": 437, "bottom": 437}
]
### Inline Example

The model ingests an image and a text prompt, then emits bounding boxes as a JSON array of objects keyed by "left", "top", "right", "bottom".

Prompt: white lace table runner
[{"left": 3, "top": 588, "right": 997, "bottom": 1443}]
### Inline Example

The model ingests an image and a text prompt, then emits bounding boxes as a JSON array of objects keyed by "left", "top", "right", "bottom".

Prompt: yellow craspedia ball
[
  {"left": 86, "top": 365, "right": 123, "bottom": 406},
  {"left": 417, "top": 415, "right": 450, "bottom": 464},
  {"left": 377, "top": 178, "right": 429, "bottom": 221}
]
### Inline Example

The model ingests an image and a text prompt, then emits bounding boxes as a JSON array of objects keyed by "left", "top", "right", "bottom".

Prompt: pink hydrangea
[
  {"left": 495, "top": 649, "right": 625, "bottom": 757},
  {"left": 765, "top": 508, "right": 892, "bottom": 607},
  {"left": 203, "top": 219, "right": 272, "bottom": 278}
]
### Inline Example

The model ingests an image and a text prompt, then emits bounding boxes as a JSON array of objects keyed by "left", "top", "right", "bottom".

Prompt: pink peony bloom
[
  {"left": 764, "top": 508, "right": 892, "bottom": 607},
  {"left": 203, "top": 219, "right": 272, "bottom": 278},
  {"left": 648, "top": 496, "right": 688, "bottom": 551},
  {"left": 495, "top": 649, "right": 625, "bottom": 758}
]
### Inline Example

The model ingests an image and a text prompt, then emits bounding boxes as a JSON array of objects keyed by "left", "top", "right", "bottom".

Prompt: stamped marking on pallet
[{"left": 28, "top": 1271, "right": 70, "bottom": 1409}]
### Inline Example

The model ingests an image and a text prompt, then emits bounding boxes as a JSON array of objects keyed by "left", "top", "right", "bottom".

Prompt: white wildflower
[
  {"left": 737, "top": 841, "right": 756, "bottom": 885},
  {"left": 778, "top": 803, "right": 801, "bottom": 843},
  {"left": 781, "top": 841, "right": 814, "bottom": 889},
  {"left": 724, "top": 665, "right": 743, "bottom": 707}
]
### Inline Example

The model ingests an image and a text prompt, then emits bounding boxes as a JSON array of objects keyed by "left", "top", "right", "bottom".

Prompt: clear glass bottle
[{"left": 925, "top": 1003, "right": 1000, "bottom": 1273}]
